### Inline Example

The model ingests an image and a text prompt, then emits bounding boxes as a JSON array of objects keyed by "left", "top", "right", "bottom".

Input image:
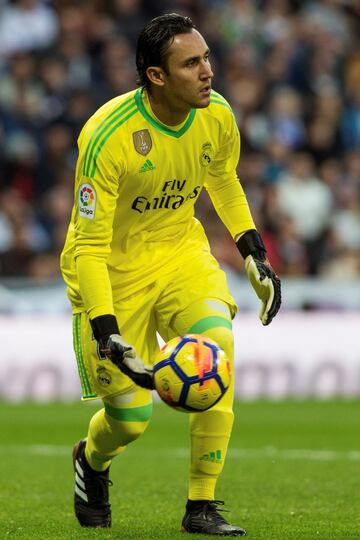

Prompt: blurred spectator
[
  {"left": 276, "top": 153, "right": 334, "bottom": 274},
  {"left": 0, "top": 188, "right": 50, "bottom": 276},
  {"left": 268, "top": 86, "right": 306, "bottom": 149},
  {"left": 3, "top": 131, "right": 38, "bottom": 198},
  {"left": 35, "top": 122, "right": 74, "bottom": 195},
  {"left": 111, "top": 0, "right": 147, "bottom": 46},
  {"left": 0, "top": 52, "right": 44, "bottom": 125},
  {"left": 331, "top": 184, "right": 360, "bottom": 251},
  {"left": 0, "top": 0, "right": 58, "bottom": 57},
  {"left": 91, "top": 35, "right": 136, "bottom": 104},
  {"left": 38, "top": 54, "right": 69, "bottom": 121},
  {"left": 305, "top": 116, "right": 341, "bottom": 165},
  {"left": 0, "top": 0, "right": 358, "bottom": 280},
  {"left": 277, "top": 215, "right": 309, "bottom": 276}
]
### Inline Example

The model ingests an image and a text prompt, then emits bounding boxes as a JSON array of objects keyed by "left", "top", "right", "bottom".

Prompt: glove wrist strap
[
  {"left": 236, "top": 229, "right": 267, "bottom": 261},
  {"left": 90, "top": 314, "right": 120, "bottom": 342}
]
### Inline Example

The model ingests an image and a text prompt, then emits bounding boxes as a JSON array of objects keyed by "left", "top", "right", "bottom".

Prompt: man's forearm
[{"left": 76, "top": 254, "right": 115, "bottom": 319}]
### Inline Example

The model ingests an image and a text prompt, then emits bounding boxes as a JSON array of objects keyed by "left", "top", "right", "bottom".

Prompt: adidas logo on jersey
[{"left": 139, "top": 159, "right": 155, "bottom": 173}]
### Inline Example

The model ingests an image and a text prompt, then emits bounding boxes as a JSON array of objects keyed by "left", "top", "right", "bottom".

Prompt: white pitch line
[
  {"left": 4, "top": 444, "right": 70, "bottom": 456},
  {"left": 228, "top": 447, "right": 360, "bottom": 461},
  {"left": 1, "top": 444, "right": 360, "bottom": 462}
]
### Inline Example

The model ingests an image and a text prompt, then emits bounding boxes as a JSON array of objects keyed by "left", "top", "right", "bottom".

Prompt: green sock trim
[
  {"left": 188, "top": 316, "right": 232, "bottom": 334},
  {"left": 104, "top": 402, "right": 153, "bottom": 422}
]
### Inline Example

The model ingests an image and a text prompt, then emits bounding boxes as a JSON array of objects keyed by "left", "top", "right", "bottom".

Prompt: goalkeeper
[{"left": 60, "top": 13, "right": 281, "bottom": 537}]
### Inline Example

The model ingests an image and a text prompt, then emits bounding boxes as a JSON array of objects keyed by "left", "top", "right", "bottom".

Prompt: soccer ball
[{"left": 153, "top": 334, "right": 231, "bottom": 413}]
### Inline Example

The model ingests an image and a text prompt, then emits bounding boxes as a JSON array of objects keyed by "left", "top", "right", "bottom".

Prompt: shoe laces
[
  {"left": 88, "top": 473, "right": 113, "bottom": 504},
  {"left": 204, "top": 500, "right": 230, "bottom": 525}
]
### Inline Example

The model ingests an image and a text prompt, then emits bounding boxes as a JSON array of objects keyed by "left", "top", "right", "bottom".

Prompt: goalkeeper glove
[
  {"left": 236, "top": 230, "right": 281, "bottom": 325},
  {"left": 90, "top": 315, "right": 154, "bottom": 390}
]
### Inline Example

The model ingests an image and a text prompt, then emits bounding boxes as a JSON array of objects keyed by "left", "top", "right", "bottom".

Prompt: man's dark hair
[{"left": 136, "top": 13, "right": 195, "bottom": 89}]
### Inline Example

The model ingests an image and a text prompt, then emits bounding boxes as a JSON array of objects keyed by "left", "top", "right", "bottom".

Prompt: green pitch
[{"left": 0, "top": 400, "right": 359, "bottom": 539}]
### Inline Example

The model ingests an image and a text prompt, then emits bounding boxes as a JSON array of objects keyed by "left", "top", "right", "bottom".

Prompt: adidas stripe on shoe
[{"left": 72, "top": 439, "right": 112, "bottom": 528}]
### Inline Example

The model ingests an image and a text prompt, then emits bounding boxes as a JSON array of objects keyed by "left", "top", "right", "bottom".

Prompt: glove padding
[
  {"left": 102, "top": 334, "right": 154, "bottom": 390},
  {"left": 245, "top": 255, "right": 282, "bottom": 325}
]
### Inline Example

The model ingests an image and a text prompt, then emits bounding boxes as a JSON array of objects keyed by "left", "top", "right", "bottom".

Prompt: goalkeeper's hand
[
  {"left": 236, "top": 230, "right": 281, "bottom": 325},
  {"left": 244, "top": 254, "right": 281, "bottom": 325},
  {"left": 90, "top": 315, "right": 154, "bottom": 389},
  {"left": 103, "top": 334, "right": 154, "bottom": 390}
]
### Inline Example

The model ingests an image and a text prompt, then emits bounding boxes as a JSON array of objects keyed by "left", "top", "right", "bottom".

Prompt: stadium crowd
[{"left": 0, "top": 0, "right": 359, "bottom": 280}]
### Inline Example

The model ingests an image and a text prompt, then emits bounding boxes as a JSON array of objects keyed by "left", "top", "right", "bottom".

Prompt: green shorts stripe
[
  {"left": 73, "top": 314, "right": 97, "bottom": 399},
  {"left": 104, "top": 402, "right": 153, "bottom": 422},
  {"left": 188, "top": 316, "right": 232, "bottom": 334},
  {"left": 73, "top": 314, "right": 89, "bottom": 396}
]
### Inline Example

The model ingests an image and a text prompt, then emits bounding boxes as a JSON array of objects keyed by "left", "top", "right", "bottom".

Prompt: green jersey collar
[{"left": 135, "top": 88, "right": 196, "bottom": 138}]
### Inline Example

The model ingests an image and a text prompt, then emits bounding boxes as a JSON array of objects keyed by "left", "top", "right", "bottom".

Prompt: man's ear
[{"left": 146, "top": 66, "right": 166, "bottom": 87}]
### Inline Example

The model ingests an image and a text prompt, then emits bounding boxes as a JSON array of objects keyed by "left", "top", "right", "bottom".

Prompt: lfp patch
[{"left": 79, "top": 183, "right": 96, "bottom": 219}]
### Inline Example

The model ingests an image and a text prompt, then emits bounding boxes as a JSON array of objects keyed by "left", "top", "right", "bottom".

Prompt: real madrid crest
[
  {"left": 200, "top": 142, "right": 214, "bottom": 167},
  {"left": 96, "top": 367, "right": 112, "bottom": 387},
  {"left": 133, "top": 129, "right": 152, "bottom": 156}
]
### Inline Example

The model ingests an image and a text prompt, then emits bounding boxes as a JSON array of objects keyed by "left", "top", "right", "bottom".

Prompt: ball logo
[
  {"left": 153, "top": 335, "right": 230, "bottom": 413},
  {"left": 79, "top": 183, "right": 96, "bottom": 219}
]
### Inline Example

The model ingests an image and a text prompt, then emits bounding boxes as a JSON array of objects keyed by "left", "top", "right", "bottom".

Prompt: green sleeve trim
[
  {"left": 210, "top": 90, "right": 230, "bottom": 104},
  {"left": 188, "top": 316, "right": 232, "bottom": 334},
  {"left": 210, "top": 98, "right": 232, "bottom": 111},
  {"left": 210, "top": 90, "right": 233, "bottom": 111},
  {"left": 83, "top": 95, "right": 136, "bottom": 176},
  {"left": 104, "top": 402, "right": 153, "bottom": 422},
  {"left": 88, "top": 106, "right": 139, "bottom": 178}
]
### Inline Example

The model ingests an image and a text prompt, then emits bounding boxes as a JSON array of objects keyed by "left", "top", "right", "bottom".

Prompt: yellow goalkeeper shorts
[{"left": 72, "top": 250, "right": 237, "bottom": 400}]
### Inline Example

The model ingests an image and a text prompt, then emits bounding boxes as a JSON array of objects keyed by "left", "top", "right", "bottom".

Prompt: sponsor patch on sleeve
[{"left": 79, "top": 183, "right": 96, "bottom": 219}]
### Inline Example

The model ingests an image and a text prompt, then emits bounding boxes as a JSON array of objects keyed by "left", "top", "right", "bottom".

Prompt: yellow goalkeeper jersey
[{"left": 60, "top": 88, "right": 255, "bottom": 317}]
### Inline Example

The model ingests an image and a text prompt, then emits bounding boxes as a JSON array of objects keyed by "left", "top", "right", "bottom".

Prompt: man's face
[{"left": 161, "top": 30, "right": 214, "bottom": 110}]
